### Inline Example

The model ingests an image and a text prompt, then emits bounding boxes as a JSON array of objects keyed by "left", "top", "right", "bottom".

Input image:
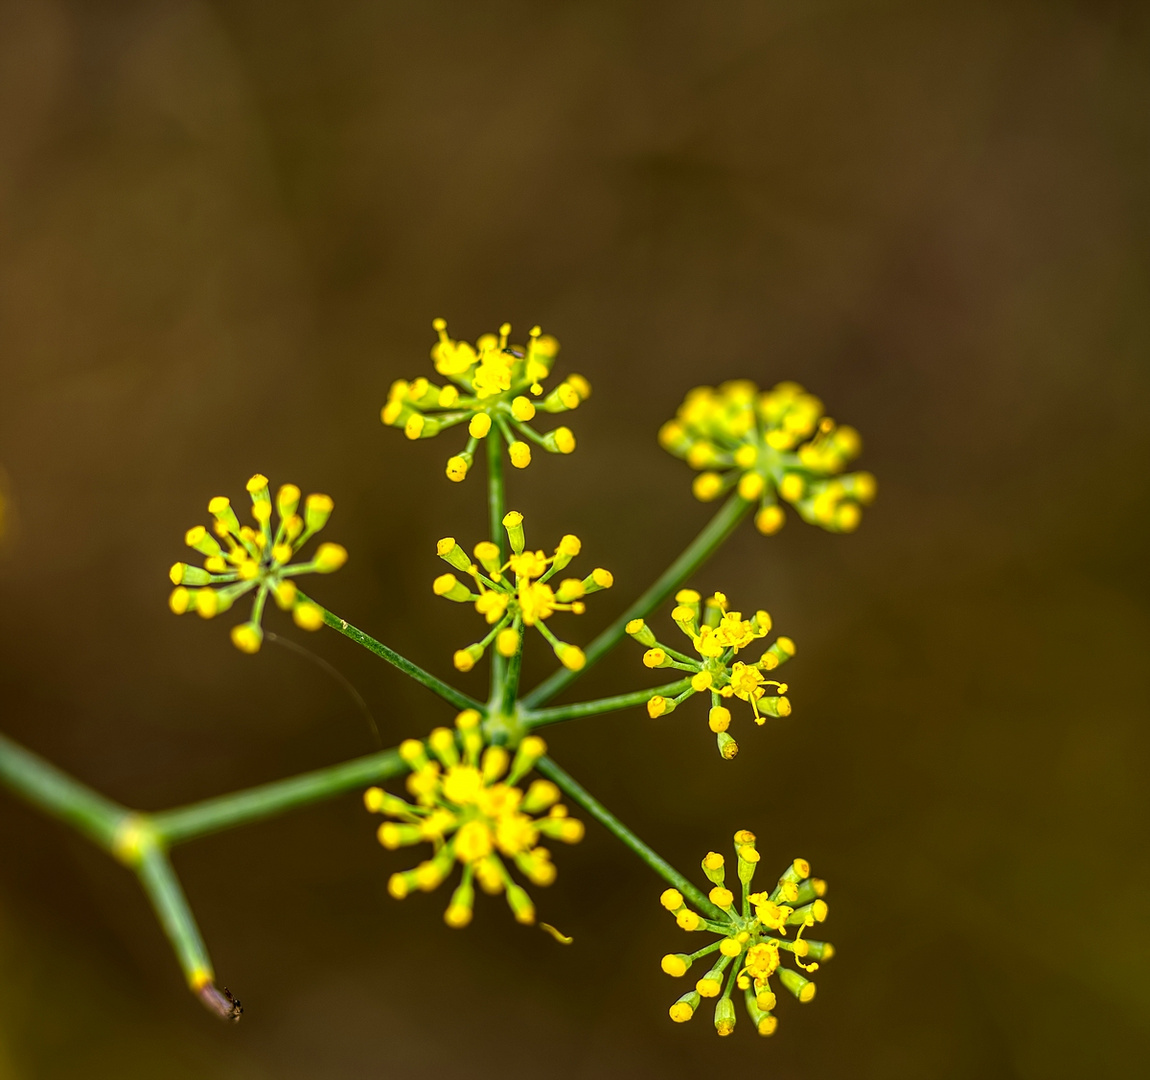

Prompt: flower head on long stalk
[
  {"left": 434, "top": 510, "right": 613, "bottom": 673},
  {"left": 627, "top": 590, "right": 795, "bottom": 759},
  {"left": 168, "top": 475, "right": 347, "bottom": 653},
  {"left": 365, "top": 712, "right": 584, "bottom": 926},
  {"left": 382, "top": 319, "right": 590, "bottom": 482},
  {"left": 659, "top": 830, "right": 832, "bottom": 1038},
  {"left": 660, "top": 380, "right": 876, "bottom": 535}
]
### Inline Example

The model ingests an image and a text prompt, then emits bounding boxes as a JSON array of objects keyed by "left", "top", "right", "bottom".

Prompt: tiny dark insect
[{"left": 199, "top": 981, "right": 244, "bottom": 1023}]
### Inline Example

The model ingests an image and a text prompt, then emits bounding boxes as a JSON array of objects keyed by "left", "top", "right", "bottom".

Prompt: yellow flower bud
[
  {"left": 780, "top": 473, "right": 805, "bottom": 501},
  {"left": 555, "top": 642, "right": 585, "bottom": 670},
  {"left": 304, "top": 493, "right": 334, "bottom": 534},
  {"left": 230, "top": 622, "right": 262, "bottom": 654},
  {"left": 195, "top": 588, "right": 219, "bottom": 619},
  {"left": 445, "top": 455, "right": 470, "bottom": 482},
  {"left": 692, "top": 472, "right": 723, "bottom": 502},
  {"left": 709, "top": 886, "right": 734, "bottom": 909},
  {"left": 551, "top": 426, "right": 576, "bottom": 454},
  {"left": 676, "top": 909, "right": 701, "bottom": 931},
  {"left": 496, "top": 627, "right": 520, "bottom": 657},
  {"left": 755, "top": 505, "right": 785, "bottom": 535},
  {"left": 695, "top": 976, "right": 722, "bottom": 998},
  {"left": 708, "top": 706, "right": 730, "bottom": 732},
  {"left": 738, "top": 471, "right": 765, "bottom": 500},
  {"left": 314, "top": 542, "right": 348, "bottom": 572},
  {"left": 292, "top": 602, "right": 323, "bottom": 631},
  {"left": 661, "top": 954, "right": 690, "bottom": 977},
  {"left": 567, "top": 373, "right": 591, "bottom": 399}
]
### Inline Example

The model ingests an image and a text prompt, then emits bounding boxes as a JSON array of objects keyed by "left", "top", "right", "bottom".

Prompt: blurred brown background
[{"left": 2, "top": 1, "right": 1148, "bottom": 1077}]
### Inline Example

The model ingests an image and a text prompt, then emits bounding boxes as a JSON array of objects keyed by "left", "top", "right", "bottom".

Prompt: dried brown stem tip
[{"left": 198, "top": 982, "right": 243, "bottom": 1023}]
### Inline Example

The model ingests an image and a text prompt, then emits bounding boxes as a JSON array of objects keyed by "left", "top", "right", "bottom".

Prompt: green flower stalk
[
  {"left": 434, "top": 510, "right": 613, "bottom": 675},
  {"left": 168, "top": 474, "right": 348, "bottom": 653},
  {"left": 0, "top": 319, "right": 875, "bottom": 1043},
  {"left": 659, "top": 830, "right": 832, "bottom": 1037},
  {"left": 363, "top": 710, "right": 583, "bottom": 927},
  {"left": 627, "top": 590, "right": 795, "bottom": 759},
  {"left": 659, "top": 380, "right": 876, "bottom": 535},
  {"left": 381, "top": 319, "right": 589, "bottom": 482}
]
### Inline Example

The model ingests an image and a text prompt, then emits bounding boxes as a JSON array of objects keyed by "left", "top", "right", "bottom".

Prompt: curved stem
[
  {"left": 534, "top": 755, "right": 722, "bottom": 920},
  {"left": 311, "top": 598, "right": 483, "bottom": 714},
  {"left": 521, "top": 493, "right": 752, "bottom": 709},
  {"left": 522, "top": 678, "right": 692, "bottom": 728}
]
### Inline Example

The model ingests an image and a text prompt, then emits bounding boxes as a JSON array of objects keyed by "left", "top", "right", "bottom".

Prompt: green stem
[
  {"left": 534, "top": 755, "right": 721, "bottom": 919},
  {"left": 0, "top": 734, "right": 240, "bottom": 1020},
  {"left": 488, "top": 426, "right": 507, "bottom": 700},
  {"left": 152, "top": 748, "right": 406, "bottom": 846},
  {"left": 0, "top": 731, "right": 129, "bottom": 850},
  {"left": 488, "top": 426, "right": 506, "bottom": 556},
  {"left": 523, "top": 678, "right": 693, "bottom": 728},
  {"left": 501, "top": 640, "right": 523, "bottom": 716},
  {"left": 521, "top": 493, "right": 752, "bottom": 708},
  {"left": 135, "top": 844, "right": 209, "bottom": 981},
  {"left": 311, "top": 599, "right": 483, "bottom": 713}
]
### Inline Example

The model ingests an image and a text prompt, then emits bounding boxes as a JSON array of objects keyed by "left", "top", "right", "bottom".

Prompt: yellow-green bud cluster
[
  {"left": 659, "top": 831, "right": 832, "bottom": 1038},
  {"left": 434, "top": 511, "right": 613, "bottom": 674},
  {"left": 660, "top": 380, "right": 876, "bottom": 535},
  {"left": 628, "top": 590, "right": 795, "bottom": 758},
  {"left": 382, "top": 319, "right": 589, "bottom": 482},
  {"left": 168, "top": 474, "right": 347, "bottom": 653},
  {"left": 364, "top": 711, "right": 584, "bottom": 927}
]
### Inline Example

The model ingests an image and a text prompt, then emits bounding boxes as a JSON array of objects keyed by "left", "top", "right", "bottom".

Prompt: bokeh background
[{"left": 2, "top": 1, "right": 1149, "bottom": 1077}]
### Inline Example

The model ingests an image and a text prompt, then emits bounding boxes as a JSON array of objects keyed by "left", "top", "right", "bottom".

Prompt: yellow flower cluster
[
  {"left": 434, "top": 510, "right": 613, "bottom": 673},
  {"left": 627, "top": 590, "right": 794, "bottom": 759},
  {"left": 660, "top": 381, "right": 876, "bottom": 535},
  {"left": 168, "top": 474, "right": 348, "bottom": 653},
  {"left": 382, "top": 320, "right": 590, "bottom": 482},
  {"left": 364, "top": 712, "right": 584, "bottom": 927},
  {"left": 659, "top": 831, "right": 831, "bottom": 1037}
]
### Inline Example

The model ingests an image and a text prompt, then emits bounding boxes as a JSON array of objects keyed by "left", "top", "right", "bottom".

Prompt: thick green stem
[
  {"left": 153, "top": 748, "right": 406, "bottom": 846},
  {"left": 523, "top": 678, "right": 693, "bottom": 728},
  {"left": 487, "top": 426, "right": 506, "bottom": 552},
  {"left": 0, "top": 735, "right": 240, "bottom": 1020},
  {"left": 488, "top": 427, "right": 507, "bottom": 700},
  {"left": 501, "top": 642, "right": 523, "bottom": 716},
  {"left": 534, "top": 755, "right": 721, "bottom": 919},
  {"left": 521, "top": 493, "right": 752, "bottom": 708},
  {"left": 135, "top": 844, "right": 209, "bottom": 980},
  {"left": 312, "top": 599, "right": 483, "bottom": 713},
  {"left": 0, "top": 731, "right": 129, "bottom": 850}
]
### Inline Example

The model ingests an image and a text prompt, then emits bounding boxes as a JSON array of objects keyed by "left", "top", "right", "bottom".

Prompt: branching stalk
[
  {"left": 534, "top": 755, "right": 722, "bottom": 919},
  {"left": 522, "top": 678, "right": 692, "bottom": 728},
  {"left": 521, "top": 492, "right": 751, "bottom": 708},
  {"left": 152, "top": 747, "right": 406, "bottom": 846}
]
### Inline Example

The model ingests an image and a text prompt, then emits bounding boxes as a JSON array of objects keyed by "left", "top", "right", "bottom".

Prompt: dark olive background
[{"left": 2, "top": 1, "right": 1149, "bottom": 1077}]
